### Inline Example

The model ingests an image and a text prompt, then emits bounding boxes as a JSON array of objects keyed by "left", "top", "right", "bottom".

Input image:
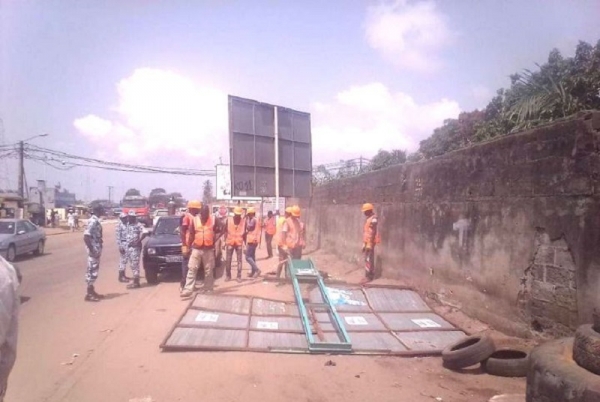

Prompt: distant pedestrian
[
  {"left": 83, "top": 205, "right": 105, "bottom": 302},
  {"left": 0, "top": 256, "right": 20, "bottom": 401},
  {"left": 50, "top": 210, "right": 56, "bottom": 228},
  {"left": 67, "top": 211, "right": 75, "bottom": 232}
]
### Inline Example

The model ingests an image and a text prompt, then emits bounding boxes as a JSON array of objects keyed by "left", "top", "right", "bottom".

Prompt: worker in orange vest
[
  {"left": 263, "top": 210, "right": 276, "bottom": 259},
  {"left": 275, "top": 207, "right": 292, "bottom": 278},
  {"left": 180, "top": 200, "right": 202, "bottom": 291},
  {"left": 361, "top": 203, "right": 381, "bottom": 282},
  {"left": 181, "top": 204, "right": 221, "bottom": 297},
  {"left": 224, "top": 207, "right": 246, "bottom": 282},
  {"left": 244, "top": 207, "right": 261, "bottom": 278},
  {"left": 282, "top": 205, "right": 304, "bottom": 260}
]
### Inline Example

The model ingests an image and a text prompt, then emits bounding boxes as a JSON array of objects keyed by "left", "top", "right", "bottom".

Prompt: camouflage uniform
[
  {"left": 123, "top": 221, "right": 145, "bottom": 278},
  {"left": 115, "top": 217, "right": 128, "bottom": 274},
  {"left": 84, "top": 215, "right": 103, "bottom": 285}
]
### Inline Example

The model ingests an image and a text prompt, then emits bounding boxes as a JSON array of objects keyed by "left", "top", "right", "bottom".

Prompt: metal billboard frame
[{"left": 228, "top": 95, "right": 312, "bottom": 205}]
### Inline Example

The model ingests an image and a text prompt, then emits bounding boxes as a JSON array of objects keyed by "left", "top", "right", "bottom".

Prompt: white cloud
[
  {"left": 311, "top": 82, "right": 460, "bottom": 162},
  {"left": 74, "top": 68, "right": 228, "bottom": 165},
  {"left": 365, "top": 0, "right": 454, "bottom": 72}
]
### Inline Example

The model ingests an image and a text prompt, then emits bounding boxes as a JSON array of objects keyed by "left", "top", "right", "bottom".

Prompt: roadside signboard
[{"left": 228, "top": 95, "right": 312, "bottom": 199}]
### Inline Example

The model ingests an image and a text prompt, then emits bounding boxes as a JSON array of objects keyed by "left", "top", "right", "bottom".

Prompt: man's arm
[
  {"left": 0, "top": 262, "right": 19, "bottom": 394},
  {"left": 368, "top": 218, "right": 378, "bottom": 249}
]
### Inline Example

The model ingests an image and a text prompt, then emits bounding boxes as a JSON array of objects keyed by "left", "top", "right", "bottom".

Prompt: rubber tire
[
  {"left": 573, "top": 324, "right": 600, "bottom": 375},
  {"left": 442, "top": 334, "right": 495, "bottom": 370},
  {"left": 145, "top": 265, "right": 159, "bottom": 285},
  {"left": 33, "top": 240, "right": 44, "bottom": 256},
  {"left": 6, "top": 244, "right": 16, "bottom": 262},
  {"left": 527, "top": 338, "right": 600, "bottom": 402},
  {"left": 483, "top": 349, "right": 530, "bottom": 377}
]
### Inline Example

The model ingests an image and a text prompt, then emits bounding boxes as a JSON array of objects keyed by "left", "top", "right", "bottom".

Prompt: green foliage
[
  {"left": 369, "top": 149, "right": 407, "bottom": 171},
  {"left": 124, "top": 188, "right": 141, "bottom": 197},
  {"left": 418, "top": 40, "right": 600, "bottom": 159}
]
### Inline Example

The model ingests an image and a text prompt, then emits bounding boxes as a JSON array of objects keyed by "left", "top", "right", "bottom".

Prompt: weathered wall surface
[{"left": 305, "top": 112, "right": 600, "bottom": 336}]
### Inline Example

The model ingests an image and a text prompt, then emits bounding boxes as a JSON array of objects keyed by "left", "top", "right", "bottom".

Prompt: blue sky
[{"left": 1, "top": 0, "right": 599, "bottom": 201}]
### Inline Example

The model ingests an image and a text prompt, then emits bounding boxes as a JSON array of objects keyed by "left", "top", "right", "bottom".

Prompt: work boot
[
  {"left": 252, "top": 269, "right": 262, "bottom": 278},
  {"left": 127, "top": 278, "right": 141, "bottom": 289},
  {"left": 85, "top": 285, "right": 101, "bottom": 302},
  {"left": 90, "top": 285, "right": 105, "bottom": 299},
  {"left": 236, "top": 273, "right": 242, "bottom": 283},
  {"left": 180, "top": 289, "right": 193, "bottom": 298},
  {"left": 118, "top": 271, "right": 130, "bottom": 283}
]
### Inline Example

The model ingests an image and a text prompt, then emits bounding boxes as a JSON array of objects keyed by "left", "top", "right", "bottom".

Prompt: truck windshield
[
  {"left": 155, "top": 218, "right": 180, "bottom": 235},
  {"left": 122, "top": 200, "right": 147, "bottom": 208},
  {"left": 0, "top": 222, "right": 16, "bottom": 234}
]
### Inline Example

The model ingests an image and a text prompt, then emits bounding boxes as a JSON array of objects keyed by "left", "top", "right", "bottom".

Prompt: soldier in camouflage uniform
[
  {"left": 115, "top": 212, "right": 131, "bottom": 283},
  {"left": 123, "top": 210, "right": 148, "bottom": 289},
  {"left": 84, "top": 205, "right": 105, "bottom": 302}
]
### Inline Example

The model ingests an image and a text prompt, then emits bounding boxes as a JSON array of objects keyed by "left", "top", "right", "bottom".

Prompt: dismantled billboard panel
[{"left": 161, "top": 286, "right": 466, "bottom": 355}]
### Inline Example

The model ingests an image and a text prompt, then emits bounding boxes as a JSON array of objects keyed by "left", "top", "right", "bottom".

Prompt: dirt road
[{"left": 6, "top": 226, "right": 526, "bottom": 402}]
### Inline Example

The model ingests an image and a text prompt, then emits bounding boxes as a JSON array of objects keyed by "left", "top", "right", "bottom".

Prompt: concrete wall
[{"left": 306, "top": 112, "right": 600, "bottom": 337}]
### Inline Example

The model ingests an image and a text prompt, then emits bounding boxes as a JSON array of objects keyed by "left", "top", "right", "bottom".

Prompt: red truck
[{"left": 121, "top": 195, "right": 152, "bottom": 227}]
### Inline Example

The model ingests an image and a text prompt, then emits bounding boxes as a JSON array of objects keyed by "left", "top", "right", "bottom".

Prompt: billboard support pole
[{"left": 274, "top": 106, "right": 279, "bottom": 211}]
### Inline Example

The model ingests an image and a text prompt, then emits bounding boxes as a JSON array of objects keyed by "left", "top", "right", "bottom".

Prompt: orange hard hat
[
  {"left": 233, "top": 207, "right": 243, "bottom": 215},
  {"left": 285, "top": 207, "right": 293, "bottom": 214},
  {"left": 187, "top": 200, "right": 202, "bottom": 209},
  {"left": 247, "top": 207, "right": 256, "bottom": 214},
  {"left": 291, "top": 205, "right": 301, "bottom": 217},
  {"left": 361, "top": 203, "right": 374, "bottom": 212}
]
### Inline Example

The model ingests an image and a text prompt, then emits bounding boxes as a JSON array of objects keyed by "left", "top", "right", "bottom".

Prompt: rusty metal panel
[
  {"left": 248, "top": 331, "right": 308, "bottom": 350},
  {"left": 378, "top": 313, "right": 455, "bottom": 331},
  {"left": 191, "top": 294, "right": 251, "bottom": 315},
  {"left": 395, "top": 331, "right": 466, "bottom": 351},
  {"left": 323, "top": 332, "right": 408, "bottom": 352},
  {"left": 252, "top": 299, "right": 299, "bottom": 316},
  {"left": 365, "top": 288, "right": 431, "bottom": 312},
  {"left": 165, "top": 327, "right": 247, "bottom": 349},
  {"left": 180, "top": 310, "right": 249, "bottom": 329},
  {"left": 249, "top": 316, "right": 304, "bottom": 332}
]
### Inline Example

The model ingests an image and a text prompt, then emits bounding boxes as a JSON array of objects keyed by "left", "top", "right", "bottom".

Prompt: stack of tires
[
  {"left": 526, "top": 317, "right": 600, "bottom": 401},
  {"left": 441, "top": 334, "right": 530, "bottom": 378}
]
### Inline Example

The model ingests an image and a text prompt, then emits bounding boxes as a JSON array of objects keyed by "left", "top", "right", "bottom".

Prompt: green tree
[
  {"left": 148, "top": 188, "right": 168, "bottom": 207},
  {"left": 369, "top": 149, "right": 407, "bottom": 171},
  {"left": 313, "top": 164, "right": 334, "bottom": 185},
  {"left": 124, "top": 188, "right": 141, "bottom": 197},
  {"left": 202, "top": 181, "right": 214, "bottom": 205}
]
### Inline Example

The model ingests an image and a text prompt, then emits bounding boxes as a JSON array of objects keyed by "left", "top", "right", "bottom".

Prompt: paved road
[{"left": 6, "top": 225, "right": 525, "bottom": 402}]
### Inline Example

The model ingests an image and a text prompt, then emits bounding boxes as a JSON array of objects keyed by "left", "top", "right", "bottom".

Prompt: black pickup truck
[{"left": 142, "top": 216, "right": 182, "bottom": 284}]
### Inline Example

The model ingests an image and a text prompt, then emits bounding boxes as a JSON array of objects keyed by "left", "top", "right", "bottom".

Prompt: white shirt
[{"left": 0, "top": 256, "right": 19, "bottom": 397}]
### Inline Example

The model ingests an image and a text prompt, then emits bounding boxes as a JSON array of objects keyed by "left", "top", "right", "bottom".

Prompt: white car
[{"left": 152, "top": 209, "right": 170, "bottom": 227}]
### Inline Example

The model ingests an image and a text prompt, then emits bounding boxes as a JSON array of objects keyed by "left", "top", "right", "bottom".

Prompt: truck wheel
[
  {"left": 482, "top": 349, "right": 529, "bottom": 377},
  {"left": 573, "top": 324, "right": 600, "bottom": 375},
  {"left": 6, "top": 244, "right": 16, "bottom": 262},
  {"left": 442, "top": 334, "right": 495, "bottom": 370},
  {"left": 527, "top": 338, "right": 600, "bottom": 402},
  {"left": 145, "top": 265, "right": 159, "bottom": 285}
]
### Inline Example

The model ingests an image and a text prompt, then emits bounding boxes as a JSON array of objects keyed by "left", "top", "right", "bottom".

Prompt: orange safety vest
[
  {"left": 191, "top": 215, "right": 215, "bottom": 248},
  {"left": 363, "top": 215, "right": 381, "bottom": 247},
  {"left": 226, "top": 217, "right": 245, "bottom": 247},
  {"left": 276, "top": 216, "right": 286, "bottom": 247},
  {"left": 246, "top": 217, "right": 260, "bottom": 244},
  {"left": 265, "top": 217, "right": 276, "bottom": 236},
  {"left": 284, "top": 217, "right": 301, "bottom": 249}
]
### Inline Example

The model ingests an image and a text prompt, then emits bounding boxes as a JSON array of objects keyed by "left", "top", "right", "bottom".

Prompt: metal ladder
[{"left": 288, "top": 258, "right": 352, "bottom": 353}]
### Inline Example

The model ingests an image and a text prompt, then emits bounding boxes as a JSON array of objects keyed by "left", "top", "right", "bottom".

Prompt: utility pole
[{"left": 18, "top": 141, "right": 24, "bottom": 199}]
